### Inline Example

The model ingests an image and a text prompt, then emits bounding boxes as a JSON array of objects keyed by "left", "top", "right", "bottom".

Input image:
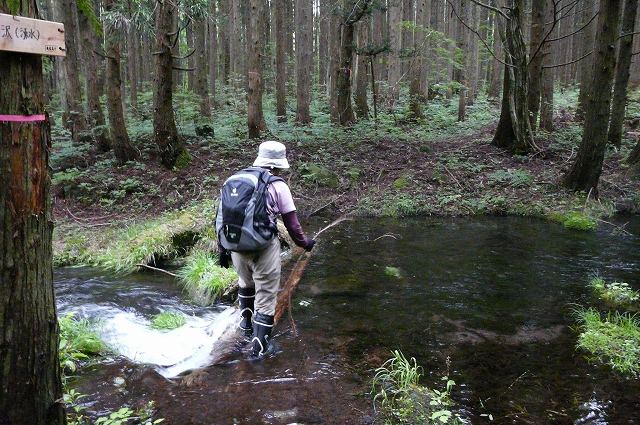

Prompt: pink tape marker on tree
[{"left": 0, "top": 114, "right": 46, "bottom": 122}]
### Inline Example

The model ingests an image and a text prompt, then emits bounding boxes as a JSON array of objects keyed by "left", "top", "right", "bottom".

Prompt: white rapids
[{"left": 67, "top": 304, "right": 240, "bottom": 378}]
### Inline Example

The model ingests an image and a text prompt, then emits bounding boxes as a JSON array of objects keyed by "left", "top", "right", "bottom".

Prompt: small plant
[
  {"left": 549, "top": 210, "right": 597, "bottom": 231},
  {"left": 574, "top": 308, "right": 640, "bottom": 377},
  {"left": 151, "top": 311, "right": 187, "bottom": 330},
  {"left": 59, "top": 313, "right": 105, "bottom": 376},
  {"left": 372, "top": 351, "right": 465, "bottom": 424},
  {"left": 385, "top": 266, "right": 402, "bottom": 279},
  {"left": 589, "top": 276, "right": 639, "bottom": 310},
  {"left": 95, "top": 405, "right": 165, "bottom": 425},
  {"left": 487, "top": 169, "right": 533, "bottom": 187},
  {"left": 178, "top": 251, "right": 238, "bottom": 305}
]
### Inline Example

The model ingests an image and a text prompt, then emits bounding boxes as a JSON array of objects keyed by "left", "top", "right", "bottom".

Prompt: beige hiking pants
[{"left": 231, "top": 238, "right": 281, "bottom": 316}]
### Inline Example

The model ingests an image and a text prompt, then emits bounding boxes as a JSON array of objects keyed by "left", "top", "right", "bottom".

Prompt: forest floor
[{"left": 51, "top": 87, "right": 640, "bottom": 266}]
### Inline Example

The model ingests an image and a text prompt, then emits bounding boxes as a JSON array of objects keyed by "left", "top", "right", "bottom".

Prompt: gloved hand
[
  {"left": 218, "top": 249, "right": 232, "bottom": 268},
  {"left": 303, "top": 238, "right": 316, "bottom": 252}
]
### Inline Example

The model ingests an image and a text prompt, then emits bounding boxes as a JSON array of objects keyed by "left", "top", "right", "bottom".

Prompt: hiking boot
[
  {"left": 238, "top": 287, "right": 255, "bottom": 336},
  {"left": 251, "top": 312, "right": 274, "bottom": 357}
]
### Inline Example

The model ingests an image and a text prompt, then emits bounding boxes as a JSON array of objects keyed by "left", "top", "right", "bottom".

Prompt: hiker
[{"left": 216, "top": 141, "right": 315, "bottom": 357}]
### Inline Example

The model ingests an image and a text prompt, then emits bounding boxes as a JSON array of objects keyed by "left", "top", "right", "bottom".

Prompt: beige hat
[{"left": 253, "top": 141, "right": 290, "bottom": 169}]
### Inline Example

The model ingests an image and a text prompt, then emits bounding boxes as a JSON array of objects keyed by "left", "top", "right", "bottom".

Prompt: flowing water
[{"left": 55, "top": 216, "right": 640, "bottom": 424}]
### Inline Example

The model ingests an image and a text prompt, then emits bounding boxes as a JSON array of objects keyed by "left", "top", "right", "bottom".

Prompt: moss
[
  {"left": 384, "top": 266, "right": 402, "bottom": 278},
  {"left": 174, "top": 149, "right": 193, "bottom": 169},
  {"left": 548, "top": 210, "right": 597, "bottom": 231},
  {"left": 177, "top": 251, "right": 238, "bottom": 305},
  {"left": 299, "top": 163, "right": 340, "bottom": 188},
  {"left": 575, "top": 308, "right": 640, "bottom": 377},
  {"left": 150, "top": 312, "right": 186, "bottom": 330},
  {"left": 393, "top": 176, "right": 410, "bottom": 190}
]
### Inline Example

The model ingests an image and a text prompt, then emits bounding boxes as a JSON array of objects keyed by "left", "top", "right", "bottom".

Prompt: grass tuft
[
  {"left": 575, "top": 308, "right": 640, "bottom": 378},
  {"left": 178, "top": 251, "right": 238, "bottom": 305},
  {"left": 150, "top": 311, "right": 187, "bottom": 330},
  {"left": 385, "top": 266, "right": 402, "bottom": 279},
  {"left": 59, "top": 313, "right": 105, "bottom": 376}
]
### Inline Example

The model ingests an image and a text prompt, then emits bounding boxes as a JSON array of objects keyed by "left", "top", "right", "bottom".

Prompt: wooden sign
[{"left": 0, "top": 13, "right": 65, "bottom": 57}]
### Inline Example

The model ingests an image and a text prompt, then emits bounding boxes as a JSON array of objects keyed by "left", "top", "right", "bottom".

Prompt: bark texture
[
  {"left": 354, "top": 19, "right": 370, "bottom": 120},
  {"left": 194, "top": 17, "right": 211, "bottom": 118},
  {"left": 526, "top": 0, "right": 545, "bottom": 131},
  {"left": 388, "top": 0, "right": 402, "bottom": 103},
  {"left": 563, "top": 0, "right": 623, "bottom": 193},
  {"left": 0, "top": 1, "right": 65, "bottom": 423}
]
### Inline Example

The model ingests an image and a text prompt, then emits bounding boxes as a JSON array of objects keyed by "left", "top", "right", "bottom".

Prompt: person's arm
[{"left": 282, "top": 211, "right": 315, "bottom": 251}]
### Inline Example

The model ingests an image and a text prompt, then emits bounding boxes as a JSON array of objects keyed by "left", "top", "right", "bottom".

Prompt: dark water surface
[{"left": 55, "top": 216, "right": 640, "bottom": 424}]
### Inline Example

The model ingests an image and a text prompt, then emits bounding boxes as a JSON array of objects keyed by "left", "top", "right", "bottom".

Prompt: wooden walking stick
[{"left": 273, "top": 216, "right": 351, "bottom": 328}]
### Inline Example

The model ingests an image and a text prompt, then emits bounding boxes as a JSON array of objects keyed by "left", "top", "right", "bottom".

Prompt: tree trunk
[
  {"left": 230, "top": 0, "right": 243, "bottom": 83},
  {"left": 126, "top": 29, "right": 139, "bottom": 113},
  {"left": 388, "top": 0, "right": 402, "bottom": 104},
  {"left": 219, "top": 0, "right": 231, "bottom": 84},
  {"left": 491, "top": 0, "right": 536, "bottom": 154},
  {"left": 526, "top": 0, "right": 545, "bottom": 131},
  {"left": 276, "top": 0, "right": 287, "bottom": 122},
  {"left": 194, "top": 17, "right": 211, "bottom": 118},
  {"left": 467, "top": 3, "right": 479, "bottom": 103},
  {"left": 61, "top": 0, "right": 87, "bottom": 142},
  {"left": 402, "top": 0, "right": 415, "bottom": 76},
  {"left": 563, "top": 0, "right": 623, "bottom": 193},
  {"left": 354, "top": 19, "right": 370, "bottom": 119},
  {"left": 209, "top": 0, "right": 218, "bottom": 103},
  {"left": 576, "top": 0, "right": 596, "bottom": 118},
  {"left": 79, "top": 9, "right": 110, "bottom": 152},
  {"left": 457, "top": 0, "right": 468, "bottom": 122},
  {"left": 153, "top": 0, "right": 185, "bottom": 168},
  {"left": 105, "top": 0, "right": 138, "bottom": 164},
  {"left": 487, "top": 9, "right": 503, "bottom": 98},
  {"left": 186, "top": 25, "right": 195, "bottom": 91},
  {"left": 539, "top": 0, "right": 555, "bottom": 132},
  {"left": 329, "top": 9, "right": 342, "bottom": 118},
  {"left": 295, "top": 0, "right": 312, "bottom": 124},
  {"left": 608, "top": 0, "right": 639, "bottom": 147},
  {"left": 629, "top": 139, "right": 640, "bottom": 164},
  {"left": 248, "top": 0, "right": 267, "bottom": 137},
  {"left": 319, "top": 0, "right": 330, "bottom": 88},
  {"left": 418, "top": 0, "right": 431, "bottom": 98},
  {"left": 0, "top": 1, "right": 65, "bottom": 423}
]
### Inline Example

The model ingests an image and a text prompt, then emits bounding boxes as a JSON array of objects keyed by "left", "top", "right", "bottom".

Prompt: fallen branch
[
  {"left": 274, "top": 216, "right": 352, "bottom": 326},
  {"left": 136, "top": 263, "right": 178, "bottom": 277}
]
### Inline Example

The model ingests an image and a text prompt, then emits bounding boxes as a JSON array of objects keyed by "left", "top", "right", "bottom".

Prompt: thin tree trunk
[
  {"left": 539, "top": 0, "right": 555, "bottom": 132},
  {"left": 576, "top": 0, "right": 596, "bottom": 118},
  {"left": 79, "top": 9, "right": 110, "bottom": 152},
  {"left": 319, "top": 0, "right": 330, "bottom": 88},
  {"left": 296, "top": 0, "right": 312, "bottom": 123},
  {"left": 194, "top": 17, "right": 211, "bottom": 117},
  {"left": 127, "top": 26, "right": 139, "bottom": 113},
  {"left": 467, "top": 3, "right": 479, "bottom": 103},
  {"left": 219, "top": 0, "right": 231, "bottom": 84},
  {"left": 276, "top": 0, "right": 287, "bottom": 122},
  {"left": 354, "top": 19, "right": 370, "bottom": 119},
  {"left": 487, "top": 9, "right": 503, "bottom": 98},
  {"left": 61, "top": 0, "right": 87, "bottom": 142},
  {"left": 563, "top": 0, "right": 623, "bottom": 193},
  {"left": 230, "top": 0, "right": 243, "bottom": 83},
  {"left": 105, "top": 0, "right": 138, "bottom": 164},
  {"left": 209, "top": 0, "right": 218, "bottom": 104},
  {"left": 248, "top": 0, "right": 267, "bottom": 137},
  {"left": 402, "top": 0, "right": 415, "bottom": 76},
  {"left": 608, "top": 0, "right": 638, "bottom": 147},
  {"left": 186, "top": 25, "right": 195, "bottom": 91},
  {"left": 153, "top": 0, "right": 185, "bottom": 168},
  {"left": 0, "top": 0, "right": 65, "bottom": 422},
  {"left": 388, "top": 0, "right": 402, "bottom": 104},
  {"left": 419, "top": 0, "right": 431, "bottom": 98},
  {"left": 456, "top": 0, "right": 468, "bottom": 122},
  {"left": 526, "top": 0, "right": 545, "bottom": 131}
]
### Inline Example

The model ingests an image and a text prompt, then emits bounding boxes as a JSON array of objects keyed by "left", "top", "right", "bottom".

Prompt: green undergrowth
[
  {"left": 385, "top": 266, "right": 402, "bottom": 279},
  {"left": 150, "top": 311, "right": 187, "bottom": 330},
  {"left": 59, "top": 313, "right": 105, "bottom": 379},
  {"left": 372, "top": 350, "right": 466, "bottom": 424},
  {"left": 54, "top": 199, "right": 217, "bottom": 272},
  {"left": 589, "top": 276, "right": 639, "bottom": 311},
  {"left": 574, "top": 308, "right": 640, "bottom": 378},
  {"left": 177, "top": 250, "right": 238, "bottom": 305}
]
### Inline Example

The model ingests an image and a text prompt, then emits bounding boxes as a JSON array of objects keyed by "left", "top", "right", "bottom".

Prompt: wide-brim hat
[{"left": 253, "top": 140, "right": 290, "bottom": 169}]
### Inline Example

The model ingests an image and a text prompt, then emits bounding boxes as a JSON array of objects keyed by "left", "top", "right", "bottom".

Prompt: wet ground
[{"left": 55, "top": 216, "right": 640, "bottom": 424}]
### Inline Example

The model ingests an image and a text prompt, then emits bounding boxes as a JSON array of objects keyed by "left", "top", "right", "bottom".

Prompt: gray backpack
[{"left": 215, "top": 167, "right": 283, "bottom": 252}]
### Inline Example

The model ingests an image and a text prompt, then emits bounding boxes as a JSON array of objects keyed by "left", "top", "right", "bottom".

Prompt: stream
[{"left": 55, "top": 216, "right": 640, "bottom": 424}]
